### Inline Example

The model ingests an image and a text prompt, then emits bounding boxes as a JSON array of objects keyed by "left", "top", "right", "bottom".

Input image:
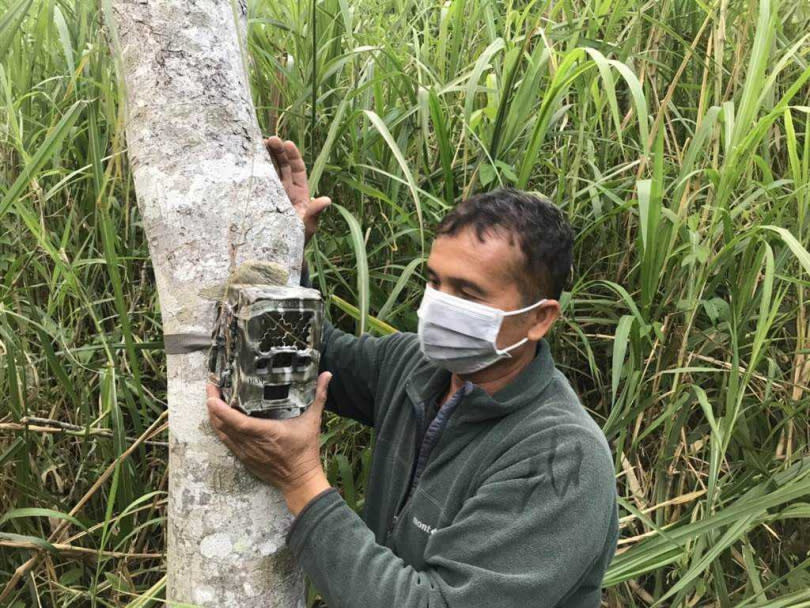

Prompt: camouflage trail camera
[{"left": 209, "top": 285, "right": 324, "bottom": 419}]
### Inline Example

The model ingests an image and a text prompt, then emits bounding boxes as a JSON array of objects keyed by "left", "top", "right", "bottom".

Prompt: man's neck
[{"left": 440, "top": 342, "right": 538, "bottom": 405}]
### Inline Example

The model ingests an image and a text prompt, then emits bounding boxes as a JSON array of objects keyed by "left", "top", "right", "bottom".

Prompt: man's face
[{"left": 425, "top": 228, "right": 540, "bottom": 352}]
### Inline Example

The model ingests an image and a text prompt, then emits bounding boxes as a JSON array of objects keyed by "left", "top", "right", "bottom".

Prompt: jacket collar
[{"left": 405, "top": 339, "right": 557, "bottom": 423}]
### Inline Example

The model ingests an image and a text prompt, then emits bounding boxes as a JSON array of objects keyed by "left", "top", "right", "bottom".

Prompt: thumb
[
  {"left": 308, "top": 371, "right": 333, "bottom": 419},
  {"left": 311, "top": 196, "right": 331, "bottom": 213}
]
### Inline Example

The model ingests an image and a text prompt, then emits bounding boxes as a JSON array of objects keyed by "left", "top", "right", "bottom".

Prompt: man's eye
[{"left": 458, "top": 289, "right": 482, "bottom": 302}]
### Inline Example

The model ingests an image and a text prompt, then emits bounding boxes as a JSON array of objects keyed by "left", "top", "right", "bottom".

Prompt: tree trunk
[{"left": 107, "top": 1, "right": 306, "bottom": 605}]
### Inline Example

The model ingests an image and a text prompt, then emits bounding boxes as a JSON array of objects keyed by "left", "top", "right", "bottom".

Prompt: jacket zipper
[
  {"left": 387, "top": 400, "right": 427, "bottom": 538},
  {"left": 387, "top": 383, "right": 470, "bottom": 540}
]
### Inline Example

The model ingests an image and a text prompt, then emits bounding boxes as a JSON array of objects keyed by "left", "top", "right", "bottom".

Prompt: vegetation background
[{"left": 1, "top": 0, "right": 809, "bottom": 605}]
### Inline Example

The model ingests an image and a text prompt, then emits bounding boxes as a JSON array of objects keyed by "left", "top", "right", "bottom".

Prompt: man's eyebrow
[
  {"left": 449, "top": 277, "right": 488, "bottom": 296},
  {"left": 426, "top": 267, "right": 487, "bottom": 296}
]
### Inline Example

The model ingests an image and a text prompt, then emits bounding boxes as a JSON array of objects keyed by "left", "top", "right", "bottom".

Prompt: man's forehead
[{"left": 427, "top": 229, "right": 525, "bottom": 288}]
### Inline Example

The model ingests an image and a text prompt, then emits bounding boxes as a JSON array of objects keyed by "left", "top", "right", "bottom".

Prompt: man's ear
[{"left": 527, "top": 301, "right": 560, "bottom": 341}]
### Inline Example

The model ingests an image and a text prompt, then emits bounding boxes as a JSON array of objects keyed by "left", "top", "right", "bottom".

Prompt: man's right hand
[{"left": 265, "top": 136, "right": 331, "bottom": 246}]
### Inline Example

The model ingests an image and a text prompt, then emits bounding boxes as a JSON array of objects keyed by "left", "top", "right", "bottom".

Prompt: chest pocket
[{"left": 389, "top": 487, "right": 444, "bottom": 570}]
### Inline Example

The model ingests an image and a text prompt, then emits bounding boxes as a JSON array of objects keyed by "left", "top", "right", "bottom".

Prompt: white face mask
[{"left": 416, "top": 284, "right": 547, "bottom": 375}]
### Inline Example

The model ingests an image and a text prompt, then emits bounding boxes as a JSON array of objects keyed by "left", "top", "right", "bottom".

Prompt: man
[{"left": 206, "top": 137, "right": 619, "bottom": 607}]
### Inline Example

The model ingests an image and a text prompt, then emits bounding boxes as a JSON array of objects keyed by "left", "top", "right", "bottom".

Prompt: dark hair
[{"left": 435, "top": 187, "right": 574, "bottom": 301}]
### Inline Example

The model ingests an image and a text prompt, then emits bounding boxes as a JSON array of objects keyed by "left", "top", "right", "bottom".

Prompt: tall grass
[{"left": 1, "top": 0, "right": 809, "bottom": 605}]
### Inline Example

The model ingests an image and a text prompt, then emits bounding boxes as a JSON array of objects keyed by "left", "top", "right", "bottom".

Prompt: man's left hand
[{"left": 206, "top": 372, "right": 333, "bottom": 515}]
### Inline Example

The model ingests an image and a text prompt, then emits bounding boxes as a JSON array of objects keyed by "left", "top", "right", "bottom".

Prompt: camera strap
[
  {"left": 163, "top": 333, "right": 212, "bottom": 355},
  {"left": 164, "top": 300, "right": 232, "bottom": 356}
]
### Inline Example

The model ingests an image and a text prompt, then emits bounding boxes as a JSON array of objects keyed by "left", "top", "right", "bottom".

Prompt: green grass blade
[{"left": 333, "top": 204, "right": 370, "bottom": 334}]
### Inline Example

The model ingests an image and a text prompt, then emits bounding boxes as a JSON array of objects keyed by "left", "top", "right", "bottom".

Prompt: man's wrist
[{"left": 283, "top": 469, "right": 331, "bottom": 516}]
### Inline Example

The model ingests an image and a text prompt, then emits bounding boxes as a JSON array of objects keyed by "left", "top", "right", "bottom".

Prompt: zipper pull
[{"left": 386, "top": 514, "right": 399, "bottom": 540}]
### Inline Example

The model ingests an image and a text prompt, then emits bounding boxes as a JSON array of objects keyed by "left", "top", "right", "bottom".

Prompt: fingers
[
  {"left": 264, "top": 136, "right": 292, "bottom": 185},
  {"left": 217, "top": 431, "right": 247, "bottom": 467},
  {"left": 264, "top": 136, "right": 284, "bottom": 166},
  {"left": 206, "top": 382, "right": 221, "bottom": 400},
  {"left": 282, "top": 140, "right": 308, "bottom": 187},
  {"left": 206, "top": 399, "right": 232, "bottom": 445},
  {"left": 205, "top": 384, "right": 234, "bottom": 434},
  {"left": 207, "top": 372, "right": 332, "bottom": 440},
  {"left": 207, "top": 395, "right": 258, "bottom": 437}
]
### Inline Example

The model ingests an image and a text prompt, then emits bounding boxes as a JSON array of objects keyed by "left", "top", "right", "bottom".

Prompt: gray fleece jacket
[{"left": 286, "top": 321, "right": 619, "bottom": 607}]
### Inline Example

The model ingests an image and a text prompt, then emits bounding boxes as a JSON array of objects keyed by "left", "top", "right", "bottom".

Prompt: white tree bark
[{"left": 107, "top": 1, "right": 306, "bottom": 605}]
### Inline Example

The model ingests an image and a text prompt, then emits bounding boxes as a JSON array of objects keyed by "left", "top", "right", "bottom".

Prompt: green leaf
[
  {"left": 333, "top": 205, "right": 370, "bottom": 335},
  {"left": 0, "top": 0, "right": 33, "bottom": 62},
  {"left": 363, "top": 110, "right": 425, "bottom": 252},
  {"left": 0, "top": 508, "right": 87, "bottom": 532},
  {"left": 611, "top": 315, "right": 634, "bottom": 405},
  {"left": 761, "top": 225, "right": 810, "bottom": 276},
  {"left": 0, "top": 100, "right": 86, "bottom": 219},
  {"left": 0, "top": 532, "right": 58, "bottom": 555}
]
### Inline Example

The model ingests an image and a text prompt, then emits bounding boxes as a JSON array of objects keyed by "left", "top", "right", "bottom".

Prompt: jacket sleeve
[
  {"left": 286, "top": 426, "right": 619, "bottom": 608},
  {"left": 318, "top": 321, "right": 395, "bottom": 426},
  {"left": 303, "top": 264, "right": 399, "bottom": 426}
]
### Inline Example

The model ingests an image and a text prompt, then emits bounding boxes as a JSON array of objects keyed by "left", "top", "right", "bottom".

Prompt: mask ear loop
[
  {"left": 501, "top": 297, "right": 548, "bottom": 317},
  {"left": 495, "top": 298, "right": 549, "bottom": 355}
]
